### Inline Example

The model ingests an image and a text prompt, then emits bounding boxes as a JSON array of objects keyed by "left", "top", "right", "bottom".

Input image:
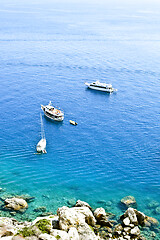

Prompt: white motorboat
[
  {"left": 85, "top": 81, "right": 117, "bottom": 93},
  {"left": 41, "top": 101, "right": 64, "bottom": 122},
  {"left": 36, "top": 114, "right": 47, "bottom": 153}
]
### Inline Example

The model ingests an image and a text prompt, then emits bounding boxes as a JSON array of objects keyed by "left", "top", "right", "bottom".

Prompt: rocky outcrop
[
  {"left": 0, "top": 199, "right": 159, "bottom": 239},
  {"left": 4, "top": 198, "right": 28, "bottom": 211},
  {"left": 57, "top": 206, "right": 98, "bottom": 239}
]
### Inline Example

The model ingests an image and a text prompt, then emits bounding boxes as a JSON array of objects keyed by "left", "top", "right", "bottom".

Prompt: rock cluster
[
  {"left": 113, "top": 207, "right": 159, "bottom": 240},
  {"left": 0, "top": 197, "right": 159, "bottom": 240}
]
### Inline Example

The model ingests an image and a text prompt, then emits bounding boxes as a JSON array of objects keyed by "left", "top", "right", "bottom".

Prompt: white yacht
[
  {"left": 36, "top": 114, "right": 47, "bottom": 153},
  {"left": 85, "top": 81, "right": 117, "bottom": 93},
  {"left": 41, "top": 101, "right": 64, "bottom": 122}
]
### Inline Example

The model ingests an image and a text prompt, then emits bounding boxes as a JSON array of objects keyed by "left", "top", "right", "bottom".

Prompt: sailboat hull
[{"left": 36, "top": 138, "right": 46, "bottom": 153}]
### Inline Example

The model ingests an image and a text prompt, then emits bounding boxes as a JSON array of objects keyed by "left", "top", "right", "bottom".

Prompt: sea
[{"left": 0, "top": 0, "right": 160, "bottom": 237}]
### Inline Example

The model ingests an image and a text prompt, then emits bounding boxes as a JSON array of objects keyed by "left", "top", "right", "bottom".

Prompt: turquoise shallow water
[{"left": 0, "top": 0, "right": 160, "bottom": 235}]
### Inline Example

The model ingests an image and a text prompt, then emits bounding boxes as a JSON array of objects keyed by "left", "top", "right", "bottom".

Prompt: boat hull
[
  {"left": 36, "top": 138, "right": 46, "bottom": 153},
  {"left": 41, "top": 105, "right": 64, "bottom": 122},
  {"left": 69, "top": 120, "right": 78, "bottom": 125},
  {"left": 85, "top": 82, "right": 117, "bottom": 93}
]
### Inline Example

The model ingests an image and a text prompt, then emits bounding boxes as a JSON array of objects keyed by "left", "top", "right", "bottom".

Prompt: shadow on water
[
  {"left": 85, "top": 88, "right": 116, "bottom": 98},
  {"left": 43, "top": 114, "right": 64, "bottom": 126}
]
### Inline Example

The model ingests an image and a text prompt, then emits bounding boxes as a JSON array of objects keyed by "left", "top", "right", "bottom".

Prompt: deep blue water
[{"left": 0, "top": 0, "right": 160, "bottom": 225}]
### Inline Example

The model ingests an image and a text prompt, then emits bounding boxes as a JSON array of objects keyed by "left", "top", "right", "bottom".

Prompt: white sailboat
[{"left": 36, "top": 114, "right": 47, "bottom": 153}]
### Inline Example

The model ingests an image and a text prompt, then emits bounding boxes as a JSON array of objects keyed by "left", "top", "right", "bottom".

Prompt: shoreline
[{"left": 0, "top": 188, "right": 160, "bottom": 239}]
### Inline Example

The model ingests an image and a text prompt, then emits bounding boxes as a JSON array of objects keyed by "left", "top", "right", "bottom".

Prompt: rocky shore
[{"left": 0, "top": 195, "right": 159, "bottom": 240}]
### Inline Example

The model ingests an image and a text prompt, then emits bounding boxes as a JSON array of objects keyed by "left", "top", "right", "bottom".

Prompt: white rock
[
  {"left": 125, "top": 208, "right": 138, "bottom": 224},
  {"left": 75, "top": 200, "right": 92, "bottom": 210},
  {"left": 51, "top": 229, "right": 69, "bottom": 240},
  {"left": 123, "top": 227, "right": 131, "bottom": 233},
  {"left": 130, "top": 226, "right": 140, "bottom": 236},
  {"left": 124, "top": 236, "right": 130, "bottom": 240},
  {"left": 94, "top": 208, "right": 106, "bottom": 220},
  {"left": 57, "top": 206, "right": 85, "bottom": 231},
  {"left": 72, "top": 207, "right": 96, "bottom": 226},
  {"left": 77, "top": 222, "right": 99, "bottom": 240},
  {"left": 0, "top": 237, "right": 13, "bottom": 240},
  {"left": 123, "top": 217, "right": 130, "bottom": 226},
  {"left": 39, "top": 233, "right": 56, "bottom": 240},
  {"left": 68, "top": 227, "right": 79, "bottom": 240}
]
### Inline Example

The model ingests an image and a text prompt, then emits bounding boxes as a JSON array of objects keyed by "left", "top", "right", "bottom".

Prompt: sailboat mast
[{"left": 40, "top": 113, "right": 45, "bottom": 139}]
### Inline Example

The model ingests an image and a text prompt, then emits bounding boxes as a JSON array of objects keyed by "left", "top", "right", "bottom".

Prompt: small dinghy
[
  {"left": 69, "top": 120, "right": 78, "bottom": 126},
  {"left": 36, "top": 114, "right": 47, "bottom": 153}
]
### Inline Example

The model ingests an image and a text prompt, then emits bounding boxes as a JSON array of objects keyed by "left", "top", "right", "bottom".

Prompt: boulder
[
  {"left": 57, "top": 207, "right": 98, "bottom": 240},
  {"left": 0, "top": 226, "right": 15, "bottom": 238},
  {"left": 38, "top": 233, "right": 56, "bottom": 240},
  {"left": 130, "top": 226, "right": 140, "bottom": 236},
  {"left": 94, "top": 207, "right": 106, "bottom": 221},
  {"left": 113, "top": 224, "right": 123, "bottom": 236},
  {"left": 77, "top": 222, "right": 99, "bottom": 240},
  {"left": 121, "top": 208, "right": 138, "bottom": 225},
  {"left": 134, "top": 209, "right": 146, "bottom": 226},
  {"left": 73, "top": 207, "right": 96, "bottom": 226},
  {"left": 51, "top": 229, "right": 69, "bottom": 240},
  {"left": 4, "top": 198, "right": 28, "bottom": 211},
  {"left": 144, "top": 216, "right": 159, "bottom": 227},
  {"left": 123, "top": 226, "right": 131, "bottom": 234},
  {"left": 68, "top": 227, "right": 79, "bottom": 240},
  {"left": 93, "top": 207, "right": 112, "bottom": 227},
  {"left": 57, "top": 206, "right": 85, "bottom": 231},
  {"left": 75, "top": 200, "right": 92, "bottom": 210},
  {"left": 121, "top": 196, "right": 137, "bottom": 208},
  {"left": 123, "top": 217, "right": 130, "bottom": 226},
  {"left": 57, "top": 206, "right": 96, "bottom": 231},
  {"left": 12, "top": 236, "right": 25, "bottom": 240}
]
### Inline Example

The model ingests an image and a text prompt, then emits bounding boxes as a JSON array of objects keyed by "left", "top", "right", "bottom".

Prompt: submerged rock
[
  {"left": 67, "top": 198, "right": 76, "bottom": 207},
  {"left": 121, "top": 196, "right": 137, "bottom": 208},
  {"left": 144, "top": 216, "right": 159, "bottom": 227},
  {"left": 34, "top": 206, "right": 47, "bottom": 213},
  {"left": 147, "top": 200, "right": 159, "bottom": 209},
  {"left": 4, "top": 198, "right": 28, "bottom": 211},
  {"left": 155, "top": 207, "right": 160, "bottom": 215}
]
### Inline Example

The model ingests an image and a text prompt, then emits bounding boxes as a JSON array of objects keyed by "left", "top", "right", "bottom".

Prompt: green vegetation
[
  {"left": 89, "top": 225, "right": 94, "bottom": 232},
  {"left": 35, "top": 219, "right": 51, "bottom": 234},
  {"left": 56, "top": 235, "right": 61, "bottom": 239},
  {"left": 18, "top": 227, "right": 35, "bottom": 237}
]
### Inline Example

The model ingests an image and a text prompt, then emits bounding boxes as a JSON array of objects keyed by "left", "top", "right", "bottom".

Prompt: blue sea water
[{"left": 0, "top": 0, "right": 160, "bottom": 228}]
